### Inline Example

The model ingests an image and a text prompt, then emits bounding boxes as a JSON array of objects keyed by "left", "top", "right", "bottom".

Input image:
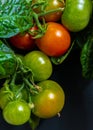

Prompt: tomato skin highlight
[
  {"left": 31, "top": 80, "right": 65, "bottom": 118},
  {"left": 23, "top": 51, "right": 53, "bottom": 82},
  {"left": 61, "top": 0, "right": 92, "bottom": 32},
  {"left": 35, "top": 22, "right": 71, "bottom": 57},
  {"left": 3, "top": 100, "right": 31, "bottom": 125}
]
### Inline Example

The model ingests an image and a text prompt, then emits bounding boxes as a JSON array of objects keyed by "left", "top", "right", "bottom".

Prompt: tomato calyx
[
  {"left": 0, "top": 56, "right": 41, "bottom": 104},
  {"left": 13, "top": 57, "right": 40, "bottom": 95},
  {"left": 1, "top": 80, "right": 14, "bottom": 100},
  {"left": 38, "top": 7, "right": 64, "bottom": 18},
  {"left": 29, "top": 13, "right": 47, "bottom": 39},
  {"left": 29, "top": 0, "right": 65, "bottom": 38}
]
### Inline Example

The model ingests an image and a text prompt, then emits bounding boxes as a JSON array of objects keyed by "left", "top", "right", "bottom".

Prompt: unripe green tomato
[
  {"left": 23, "top": 51, "right": 53, "bottom": 82},
  {"left": 61, "top": 0, "right": 92, "bottom": 32},
  {"left": 3, "top": 100, "right": 31, "bottom": 125}
]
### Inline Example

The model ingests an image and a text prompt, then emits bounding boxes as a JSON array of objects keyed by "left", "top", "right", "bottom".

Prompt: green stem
[
  {"left": 3, "top": 79, "right": 10, "bottom": 91},
  {"left": 51, "top": 41, "right": 74, "bottom": 65},
  {"left": 33, "top": 12, "right": 44, "bottom": 31},
  {"left": 14, "top": 83, "right": 25, "bottom": 99},
  {"left": 23, "top": 78, "right": 38, "bottom": 94},
  {"left": 9, "top": 72, "right": 17, "bottom": 90},
  {"left": 28, "top": 92, "right": 32, "bottom": 103},
  {"left": 3, "top": 79, "right": 14, "bottom": 100},
  {"left": 23, "top": 78, "right": 33, "bottom": 89},
  {"left": 38, "top": 7, "right": 64, "bottom": 17},
  {"left": 23, "top": 78, "right": 35, "bottom": 90}
]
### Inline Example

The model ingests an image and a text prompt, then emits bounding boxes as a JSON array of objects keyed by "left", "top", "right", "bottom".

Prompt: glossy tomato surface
[
  {"left": 0, "top": 50, "right": 93, "bottom": 130},
  {"left": 23, "top": 51, "right": 53, "bottom": 81},
  {"left": 31, "top": 80, "right": 65, "bottom": 118},
  {"left": 3, "top": 100, "right": 31, "bottom": 125},
  {"left": 35, "top": 22, "right": 71, "bottom": 57},
  {"left": 62, "top": 0, "right": 92, "bottom": 32}
]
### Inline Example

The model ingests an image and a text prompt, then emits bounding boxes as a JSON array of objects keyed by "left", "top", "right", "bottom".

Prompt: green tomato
[
  {"left": 31, "top": 80, "right": 65, "bottom": 118},
  {"left": 23, "top": 51, "right": 53, "bottom": 82},
  {"left": 61, "top": 0, "right": 92, "bottom": 32},
  {"left": 3, "top": 100, "right": 31, "bottom": 125}
]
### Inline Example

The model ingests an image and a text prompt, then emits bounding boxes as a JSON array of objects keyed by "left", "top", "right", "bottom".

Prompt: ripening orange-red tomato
[
  {"left": 9, "top": 26, "right": 37, "bottom": 51},
  {"left": 35, "top": 22, "right": 71, "bottom": 57}
]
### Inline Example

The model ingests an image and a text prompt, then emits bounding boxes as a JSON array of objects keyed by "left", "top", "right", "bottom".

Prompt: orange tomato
[{"left": 35, "top": 22, "right": 71, "bottom": 57}]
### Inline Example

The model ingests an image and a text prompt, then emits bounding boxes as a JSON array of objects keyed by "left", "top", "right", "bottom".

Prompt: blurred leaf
[
  {"left": 80, "top": 34, "right": 93, "bottom": 79},
  {"left": 29, "top": 114, "right": 40, "bottom": 130}
]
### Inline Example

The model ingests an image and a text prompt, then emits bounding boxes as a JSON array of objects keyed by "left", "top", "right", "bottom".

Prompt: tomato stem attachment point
[
  {"left": 38, "top": 7, "right": 64, "bottom": 17},
  {"left": 33, "top": 12, "right": 47, "bottom": 38},
  {"left": 23, "top": 78, "right": 39, "bottom": 94}
]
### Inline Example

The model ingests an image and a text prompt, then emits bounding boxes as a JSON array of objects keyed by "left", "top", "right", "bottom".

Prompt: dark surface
[{"left": 0, "top": 50, "right": 93, "bottom": 130}]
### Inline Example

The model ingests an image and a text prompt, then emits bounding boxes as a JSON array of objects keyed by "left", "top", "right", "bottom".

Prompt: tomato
[
  {"left": 35, "top": 22, "right": 71, "bottom": 57},
  {"left": 3, "top": 100, "right": 31, "bottom": 125},
  {"left": 32, "top": 0, "right": 65, "bottom": 22},
  {"left": 61, "top": 0, "right": 92, "bottom": 32},
  {"left": 31, "top": 80, "right": 65, "bottom": 118},
  {"left": 9, "top": 27, "right": 37, "bottom": 51},
  {"left": 23, "top": 51, "right": 53, "bottom": 82}
]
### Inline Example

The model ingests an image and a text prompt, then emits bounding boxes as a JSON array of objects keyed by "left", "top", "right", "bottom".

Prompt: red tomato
[
  {"left": 9, "top": 27, "right": 37, "bottom": 51},
  {"left": 35, "top": 22, "right": 71, "bottom": 57}
]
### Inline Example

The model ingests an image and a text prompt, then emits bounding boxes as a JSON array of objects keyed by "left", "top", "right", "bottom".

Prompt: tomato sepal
[
  {"left": 51, "top": 41, "right": 74, "bottom": 65},
  {"left": 29, "top": 113, "right": 40, "bottom": 130}
]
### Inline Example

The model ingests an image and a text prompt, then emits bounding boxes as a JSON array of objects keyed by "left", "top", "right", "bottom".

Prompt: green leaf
[
  {"left": 29, "top": 114, "right": 40, "bottom": 130},
  {"left": 0, "top": 40, "right": 17, "bottom": 79},
  {"left": 80, "top": 34, "right": 93, "bottom": 79},
  {"left": 0, "top": 0, "right": 33, "bottom": 38},
  {"left": 51, "top": 41, "right": 74, "bottom": 65}
]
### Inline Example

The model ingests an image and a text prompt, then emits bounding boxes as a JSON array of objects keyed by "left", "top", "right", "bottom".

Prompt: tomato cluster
[
  {"left": 0, "top": 49, "right": 65, "bottom": 126},
  {"left": 0, "top": 0, "right": 92, "bottom": 129},
  {"left": 9, "top": 0, "right": 92, "bottom": 56}
]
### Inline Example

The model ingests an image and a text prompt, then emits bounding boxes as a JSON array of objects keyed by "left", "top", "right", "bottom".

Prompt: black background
[{"left": 0, "top": 50, "right": 93, "bottom": 130}]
